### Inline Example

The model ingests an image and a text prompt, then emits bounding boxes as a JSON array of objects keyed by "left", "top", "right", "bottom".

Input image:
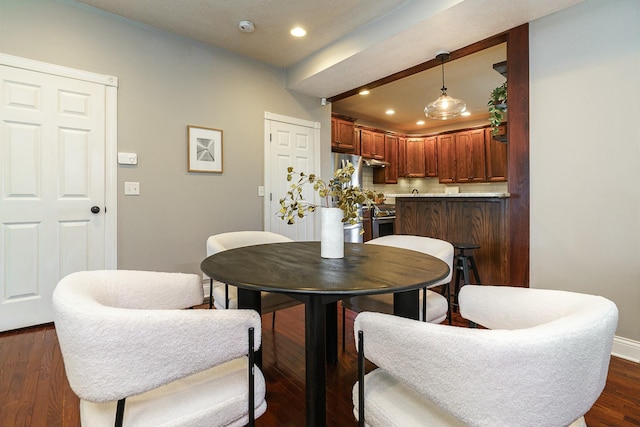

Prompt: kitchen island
[{"left": 394, "top": 193, "right": 509, "bottom": 285}]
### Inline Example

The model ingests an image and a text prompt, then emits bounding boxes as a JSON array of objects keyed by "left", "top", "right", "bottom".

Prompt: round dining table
[{"left": 201, "top": 241, "right": 449, "bottom": 427}]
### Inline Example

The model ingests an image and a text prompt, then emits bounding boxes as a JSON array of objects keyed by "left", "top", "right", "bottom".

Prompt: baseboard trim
[{"left": 612, "top": 335, "right": 640, "bottom": 363}]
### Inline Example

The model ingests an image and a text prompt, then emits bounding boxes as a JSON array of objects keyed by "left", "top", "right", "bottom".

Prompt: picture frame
[{"left": 187, "top": 125, "right": 223, "bottom": 173}]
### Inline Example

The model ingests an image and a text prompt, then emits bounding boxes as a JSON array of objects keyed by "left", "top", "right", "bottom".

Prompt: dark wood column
[{"left": 507, "top": 24, "right": 530, "bottom": 287}]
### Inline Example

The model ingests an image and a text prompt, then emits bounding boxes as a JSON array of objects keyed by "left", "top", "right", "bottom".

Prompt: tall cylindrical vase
[{"left": 320, "top": 207, "right": 344, "bottom": 259}]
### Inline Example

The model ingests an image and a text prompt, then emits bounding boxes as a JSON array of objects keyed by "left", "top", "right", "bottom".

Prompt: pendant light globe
[{"left": 424, "top": 51, "right": 466, "bottom": 120}]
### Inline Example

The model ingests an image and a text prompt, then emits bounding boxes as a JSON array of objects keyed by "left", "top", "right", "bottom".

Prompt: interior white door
[
  {"left": 0, "top": 64, "right": 106, "bottom": 331},
  {"left": 264, "top": 113, "right": 320, "bottom": 241}
]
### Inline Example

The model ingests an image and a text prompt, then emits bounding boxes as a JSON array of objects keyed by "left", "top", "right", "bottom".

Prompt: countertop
[{"left": 390, "top": 192, "right": 510, "bottom": 198}]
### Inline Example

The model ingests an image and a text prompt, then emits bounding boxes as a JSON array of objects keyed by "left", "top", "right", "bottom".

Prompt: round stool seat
[{"left": 453, "top": 243, "right": 480, "bottom": 250}]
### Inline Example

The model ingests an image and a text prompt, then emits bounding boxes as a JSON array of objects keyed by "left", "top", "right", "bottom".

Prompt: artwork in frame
[{"left": 187, "top": 125, "right": 223, "bottom": 173}]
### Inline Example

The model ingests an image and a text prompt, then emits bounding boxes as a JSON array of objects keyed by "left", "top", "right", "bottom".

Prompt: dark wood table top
[{"left": 200, "top": 241, "right": 450, "bottom": 297}]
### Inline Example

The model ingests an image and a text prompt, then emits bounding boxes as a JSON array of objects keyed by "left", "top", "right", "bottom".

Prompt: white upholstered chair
[
  {"left": 342, "top": 235, "right": 454, "bottom": 347},
  {"left": 205, "top": 231, "right": 302, "bottom": 325},
  {"left": 53, "top": 270, "right": 266, "bottom": 427},
  {"left": 353, "top": 285, "right": 619, "bottom": 427}
]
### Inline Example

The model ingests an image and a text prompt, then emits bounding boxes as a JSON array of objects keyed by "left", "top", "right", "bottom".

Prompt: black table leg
[
  {"left": 325, "top": 302, "right": 338, "bottom": 365},
  {"left": 238, "top": 288, "right": 263, "bottom": 368},
  {"left": 305, "top": 296, "right": 326, "bottom": 427},
  {"left": 394, "top": 289, "right": 420, "bottom": 320}
]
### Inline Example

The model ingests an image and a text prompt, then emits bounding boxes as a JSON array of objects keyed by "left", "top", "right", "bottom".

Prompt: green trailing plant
[
  {"left": 488, "top": 81, "right": 507, "bottom": 135},
  {"left": 278, "top": 161, "right": 383, "bottom": 226}
]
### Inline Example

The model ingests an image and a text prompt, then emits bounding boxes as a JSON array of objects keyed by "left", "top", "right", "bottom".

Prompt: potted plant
[
  {"left": 278, "top": 161, "right": 383, "bottom": 258},
  {"left": 488, "top": 81, "right": 507, "bottom": 136}
]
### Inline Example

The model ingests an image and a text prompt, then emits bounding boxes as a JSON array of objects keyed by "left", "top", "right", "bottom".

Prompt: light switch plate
[
  {"left": 118, "top": 152, "right": 138, "bottom": 165},
  {"left": 124, "top": 182, "right": 140, "bottom": 195}
]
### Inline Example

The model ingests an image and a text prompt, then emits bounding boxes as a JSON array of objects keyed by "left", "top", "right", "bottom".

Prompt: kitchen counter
[
  {"left": 395, "top": 195, "right": 509, "bottom": 285},
  {"left": 389, "top": 192, "right": 510, "bottom": 198}
]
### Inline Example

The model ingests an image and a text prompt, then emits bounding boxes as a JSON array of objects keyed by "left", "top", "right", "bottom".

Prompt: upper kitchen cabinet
[
  {"left": 437, "top": 128, "right": 486, "bottom": 183},
  {"left": 485, "top": 127, "right": 508, "bottom": 182},
  {"left": 360, "top": 128, "right": 385, "bottom": 160},
  {"left": 424, "top": 136, "right": 438, "bottom": 177},
  {"left": 331, "top": 116, "right": 357, "bottom": 153},
  {"left": 405, "top": 138, "right": 426, "bottom": 178},
  {"left": 454, "top": 129, "right": 486, "bottom": 183},
  {"left": 398, "top": 137, "right": 407, "bottom": 177},
  {"left": 374, "top": 134, "right": 398, "bottom": 184},
  {"left": 436, "top": 133, "right": 456, "bottom": 184}
]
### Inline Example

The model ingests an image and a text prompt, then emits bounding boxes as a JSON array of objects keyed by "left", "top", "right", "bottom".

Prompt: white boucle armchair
[
  {"left": 352, "top": 285, "right": 619, "bottom": 427},
  {"left": 342, "top": 235, "right": 454, "bottom": 346},
  {"left": 53, "top": 270, "right": 266, "bottom": 427},
  {"left": 205, "top": 231, "right": 302, "bottom": 322}
]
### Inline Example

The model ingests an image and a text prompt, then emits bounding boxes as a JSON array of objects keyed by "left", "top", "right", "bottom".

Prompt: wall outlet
[
  {"left": 124, "top": 182, "right": 140, "bottom": 195},
  {"left": 258, "top": 186, "right": 265, "bottom": 197}
]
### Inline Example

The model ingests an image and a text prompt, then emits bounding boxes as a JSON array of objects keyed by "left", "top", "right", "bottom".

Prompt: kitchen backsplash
[{"left": 362, "top": 167, "right": 508, "bottom": 204}]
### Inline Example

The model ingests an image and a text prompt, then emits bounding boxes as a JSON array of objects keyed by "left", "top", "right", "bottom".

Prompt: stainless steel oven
[{"left": 371, "top": 204, "right": 396, "bottom": 239}]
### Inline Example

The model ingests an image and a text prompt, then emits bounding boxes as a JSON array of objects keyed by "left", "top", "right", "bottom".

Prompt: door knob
[{"left": 91, "top": 206, "right": 101, "bottom": 214}]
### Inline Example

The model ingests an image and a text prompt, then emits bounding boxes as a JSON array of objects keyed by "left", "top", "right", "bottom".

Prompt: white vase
[{"left": 320, "top": 207, "right": 344, "bottom": 259}]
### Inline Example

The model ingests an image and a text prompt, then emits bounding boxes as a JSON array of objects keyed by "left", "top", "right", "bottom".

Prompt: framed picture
[{"left": 187, "top": 125, "right": 223, "bottom": 173}]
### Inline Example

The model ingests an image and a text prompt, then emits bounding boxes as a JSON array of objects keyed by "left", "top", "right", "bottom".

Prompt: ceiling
[
  {"left": 74, "top": 0, "right": 583, "bottom": 132},
  {"left": 73, "top": 0, "right": 409, "bottom": 69}
]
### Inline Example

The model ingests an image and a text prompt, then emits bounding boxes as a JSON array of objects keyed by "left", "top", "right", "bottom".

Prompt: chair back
[
  {"left": 207, "top": 231, "right": 293, "bottom": 256},
  {"left": 355, "top": 285, "right": 619, "bottom": 426},
  {"left": 53, "top": 270, "right": 260, "bottom": 403},
  {"left": 365, "top": 235, "right": 454, "bottom": 285}
]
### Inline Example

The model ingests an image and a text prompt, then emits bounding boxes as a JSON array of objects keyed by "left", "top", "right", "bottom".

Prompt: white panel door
[
  {"left": 265, "top": 114, "right": 320, "bottom": 241},
  {"left": 0, "top": 65, "right": 106, "bottom": 331}
]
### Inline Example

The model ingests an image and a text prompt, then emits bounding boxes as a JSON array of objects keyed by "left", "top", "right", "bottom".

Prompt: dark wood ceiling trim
[{"left": 327, "top": 32, "right": 508, "bottom": 103}]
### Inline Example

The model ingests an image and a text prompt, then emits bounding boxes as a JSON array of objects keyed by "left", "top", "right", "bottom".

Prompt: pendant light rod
[{"left": 436, "top": 51, "right": 449, "bottom": 92}]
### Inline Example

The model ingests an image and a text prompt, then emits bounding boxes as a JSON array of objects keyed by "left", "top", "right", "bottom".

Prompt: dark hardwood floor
[{"left": 1, "top": 304, "right": 639, "bottom": 426}]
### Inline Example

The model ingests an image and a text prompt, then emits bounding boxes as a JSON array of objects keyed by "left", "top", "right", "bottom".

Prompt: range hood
[{"left": 363, "top": 158, "right": 390, "bottom": 168}]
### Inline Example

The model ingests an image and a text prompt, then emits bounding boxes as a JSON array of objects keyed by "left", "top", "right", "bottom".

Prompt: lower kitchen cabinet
[{"left": 395, "top": 196, "right": 509, "bottom": 285}]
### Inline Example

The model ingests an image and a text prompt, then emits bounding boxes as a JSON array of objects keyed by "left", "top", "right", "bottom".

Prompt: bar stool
[{"left": 452, "top": 243, "right": 481, "bottom": 311}]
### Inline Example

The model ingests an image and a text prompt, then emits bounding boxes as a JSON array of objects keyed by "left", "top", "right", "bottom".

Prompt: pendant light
[{"left": 424, "top": 51, "right": 466, "bottom": 120}]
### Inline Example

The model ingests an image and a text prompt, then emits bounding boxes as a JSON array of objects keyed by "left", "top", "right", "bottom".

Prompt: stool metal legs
[{"left": 452, "top": 249, "right": 482, "bottom": 311}]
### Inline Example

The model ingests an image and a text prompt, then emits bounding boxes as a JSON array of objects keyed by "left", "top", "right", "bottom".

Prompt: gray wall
[
  {"left": 1, "top": 0, "right": 331, "bottom": 275},
  {"left": 530, "top": 0, "right": 640, "bottom": 344}
]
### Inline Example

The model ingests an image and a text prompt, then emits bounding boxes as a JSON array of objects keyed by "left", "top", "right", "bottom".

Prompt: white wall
[
  {"left": 530, "top": 0, "right": 640, "bottom": 347},
  {"left": 1, "top": 0, "right": 331, "bottom": 275}
]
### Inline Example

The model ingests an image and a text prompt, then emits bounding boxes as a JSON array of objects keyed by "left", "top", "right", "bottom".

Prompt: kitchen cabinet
[
  {"left": 360, "top": 128, "right": 385, "bottom": 160},
  {"left": 484, "top": 127, "right": 508, "bottom": 182},
  {"left": 424, "top": 136, "right": 438, "bottom": 177},
  {"left": 405, "top": 138, "right": 426, "bottom": 178},
  {"left": 436, "top": 133, "right": 456, "bottom": 183},
  {"left": 396, "top": 196, "right": 509, "bottom": 285},
  {"left": 397, "top": 137, "right": 407, "bottom": 177},
  {"left": 404, "top": 136, "right": 437, "bottom": 178},
  {"left": 362, "top": 208, "right": 372, "bottom": 242},
  {"left": 374, "top": 134, "right": 398, "bottom": 184},
  {"left": 437, "top": 129, "right": 487, "bottom": 183},
  {"left": 331, "top": 117, "right": 357, "bottom": 153},
  {"left": 454, "top": 129, "right": 486, "bottom": 183}
]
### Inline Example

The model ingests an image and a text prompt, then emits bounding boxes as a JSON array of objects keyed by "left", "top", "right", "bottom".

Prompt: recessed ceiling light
[
  {"left": 385, "top": 109, "right": 395, "bottom": 115},
  {"left": 416, "top": 120, "right": 425, "bottom": 125},
  {"left": 359, "top": 90, "right": 370, "bottom": 95},
  {"left": 290, "top": 27, "right": 306, "bottom": 37}
]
